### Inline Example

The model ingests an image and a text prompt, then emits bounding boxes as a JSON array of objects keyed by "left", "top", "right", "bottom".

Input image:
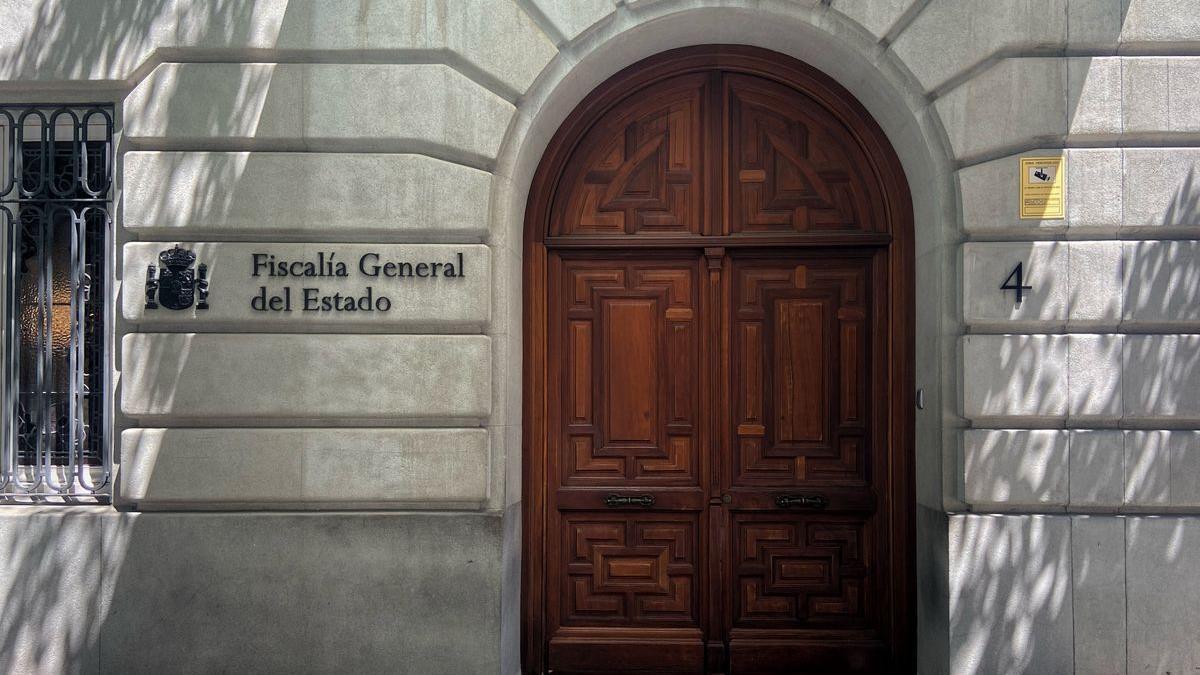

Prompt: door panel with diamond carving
[{"left": 529, "top": 47, "right": 911, "bottom": 675}]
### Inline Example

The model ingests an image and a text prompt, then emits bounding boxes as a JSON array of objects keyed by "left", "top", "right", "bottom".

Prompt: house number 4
[{"left": 1001, "top": 262, "right": 1033, "bottom": 304}]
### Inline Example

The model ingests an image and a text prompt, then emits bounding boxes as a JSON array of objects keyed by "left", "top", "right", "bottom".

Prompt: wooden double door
[{"left": 524, "top": 47, "right": 913, "bottom": 674}]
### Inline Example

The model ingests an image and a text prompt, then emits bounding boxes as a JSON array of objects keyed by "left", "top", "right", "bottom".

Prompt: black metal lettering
[
  {"left": 359, "top": 252, "right": 380, "bottom": 277},
  {"left": 1001, "top": 262, "right": 1033, "bottom": 304}
]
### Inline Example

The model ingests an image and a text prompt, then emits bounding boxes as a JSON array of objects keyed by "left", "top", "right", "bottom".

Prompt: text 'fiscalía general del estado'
[{"left": 249, "top": 251, "right": 467, "bottom": 313}]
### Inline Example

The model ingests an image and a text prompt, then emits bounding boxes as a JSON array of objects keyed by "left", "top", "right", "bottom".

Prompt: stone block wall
[
  {"left": 896, "top": 1, "right": 1200, "bottom": 673},
  {"left": 0, "top": 1, "right": 1195, "bottom": 673},
  {"left": 0, "top": 1, "right": 552, "bottom": 672}
]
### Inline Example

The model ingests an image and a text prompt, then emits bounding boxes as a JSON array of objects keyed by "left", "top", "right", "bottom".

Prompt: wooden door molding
[{"left": 523, "top": 45, "right": 914, "bottom": 674}]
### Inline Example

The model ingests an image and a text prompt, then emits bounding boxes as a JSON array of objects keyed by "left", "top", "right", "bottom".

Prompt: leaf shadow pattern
[
  {"left": 0, "top": 1, "right": 287, "bottom": 672},
  {"left": 0, "top": 508, "right": 132, "bottom": 674},
  {"left": 954, "top": 5, "right": 1200, "bottom": 668},
  {"left": 950, "top": 515, "right": 1073, "bottom": 675}
]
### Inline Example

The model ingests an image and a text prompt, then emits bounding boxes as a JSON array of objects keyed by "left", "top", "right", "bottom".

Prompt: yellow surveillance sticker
[{"left": 1019, "top": 156, "right": 1065, "bottom": 219}]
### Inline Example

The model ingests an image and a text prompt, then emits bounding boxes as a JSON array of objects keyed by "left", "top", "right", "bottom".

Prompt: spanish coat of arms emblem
[{"left": 145, "top": 245, "right": 209, "bottom": 310}]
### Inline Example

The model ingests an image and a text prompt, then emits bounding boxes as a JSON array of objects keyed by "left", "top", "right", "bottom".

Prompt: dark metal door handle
[
  {"left": 604, "top": 494, "right": 655, "bottom": 508},
  {"left": 775, "top": 494, "right": 828, "bottom": 509}
]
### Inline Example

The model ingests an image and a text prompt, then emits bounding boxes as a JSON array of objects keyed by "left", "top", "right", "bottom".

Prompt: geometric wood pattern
[
  {"left": 555, "top": 258, "right": 701, "bottom": 485},
  {"left": 563, "top": 516, "right": 699, "bottom": 625},
  {"left": 733, "top": 515, "right": 870, "bottom": 627},
  {"left": 730, "top": 255, "right": 871, "bottom": 487},
  {"left": 726, "top": 73, "right": 881, "bottom": 234},
  {"left": 552, "top": 73, "right": 707, "bottom": 236}
]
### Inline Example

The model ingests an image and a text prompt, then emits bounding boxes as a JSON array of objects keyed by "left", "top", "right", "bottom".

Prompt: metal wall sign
[
  {"left": 1019, "top": 156, "right": 1066, "bottom": 219},
  {"left": 122, "top": 243, "right": 488, "bottom": 328},
  {"left": 248, "top": 250, "right": 465, "bottom": 313}
]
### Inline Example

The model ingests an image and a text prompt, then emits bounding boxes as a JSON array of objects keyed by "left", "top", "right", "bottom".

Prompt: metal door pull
[
  {"left": 604, "top": 494, "right": 655, "bottom": 508},
  {"left": 775, "top": 494, "right": 828, "bottom": 509}
]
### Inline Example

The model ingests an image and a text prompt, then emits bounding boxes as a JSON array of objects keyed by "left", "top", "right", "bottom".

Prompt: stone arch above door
[{"left": 489, "top": 6, "right": 957, "bottom": 673}]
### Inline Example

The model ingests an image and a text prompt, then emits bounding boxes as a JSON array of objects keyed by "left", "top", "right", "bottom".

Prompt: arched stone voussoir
[{"left": 523, "top": 0, "right": 619, "bottom": 45}]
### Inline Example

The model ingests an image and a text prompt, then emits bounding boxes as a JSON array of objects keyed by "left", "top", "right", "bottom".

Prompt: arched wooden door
[{"left": 523, "top": 46, "right": 914, "bottom": 675}]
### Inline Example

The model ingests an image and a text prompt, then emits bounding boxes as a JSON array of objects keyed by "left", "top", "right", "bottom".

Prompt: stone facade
[{"left": 0, "top": 0, "right": 1196, "bottom": 673}]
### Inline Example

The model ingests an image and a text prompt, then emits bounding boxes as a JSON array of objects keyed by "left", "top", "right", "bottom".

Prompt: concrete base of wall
[
  {"left": 949, "top": 513, "right": 1200, "bottom": 675},
  {"left": 0, "top": 508, "right": 502, "bottom": 674},
  {"left": 10, "top": 506, "right": 1195, "bottom": 674}
]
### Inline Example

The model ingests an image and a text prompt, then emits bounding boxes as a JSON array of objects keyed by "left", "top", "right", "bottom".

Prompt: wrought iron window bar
[{"left": 1, "top": 104, "right": 112, "bottom": 501}]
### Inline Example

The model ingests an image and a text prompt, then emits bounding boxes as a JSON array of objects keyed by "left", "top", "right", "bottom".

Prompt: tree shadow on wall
[
  {"left": 954, "top": 65, "right": 1200, "bottom": 672},
  {"left": 0, "top": 0, "right": 516, "bottom": 672},
  {"left": 0, "top": 509, "right": 131, "bottom": 674},
  {"left": 1160, "top": 166, "right": 1200, "bottom": 228},
  {"left": 0, "top": 1, "right": 292, "bottom": 673}
]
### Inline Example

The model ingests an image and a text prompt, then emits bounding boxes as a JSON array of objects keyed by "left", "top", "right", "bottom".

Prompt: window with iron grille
[{"left": 1, "top": 104, "right": 112, "bottom": 500}]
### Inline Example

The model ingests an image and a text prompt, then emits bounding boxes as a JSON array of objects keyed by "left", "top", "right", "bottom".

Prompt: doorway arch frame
[
  {"left": 520, "top": 43, "right": 915, "bottom": 672},
  {"left": 490, "top": 5, "right": 961, "bottom": 672}
]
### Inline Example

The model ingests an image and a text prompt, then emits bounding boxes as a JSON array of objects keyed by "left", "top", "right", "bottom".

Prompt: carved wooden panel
[
  {"left": 732, "top": 515, "right": 872, "bottom": 627},
  {"left": 726, "top": 73, "right": 881, "bottom": 234},
  {"left": 551, "top": 73, "right": 708, "bottom": 236},
  {"left": 730, "top": 255, "right": 871, "bottom": 487},
  {"left": 556, "top": 258, "right": 701, "bottom": 485},
  {"left": 561, "top": 515, "right": 700, "bottom": 626}
]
